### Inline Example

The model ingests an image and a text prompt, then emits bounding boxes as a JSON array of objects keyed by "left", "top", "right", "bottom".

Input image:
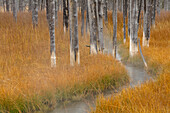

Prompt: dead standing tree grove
[
  {"left": 129, "top": 0, "right": 139, "bottom": 56},
  {"left": 112, "top": 0, "right": 118, "bottom": 57},
  {"left": 69, "top": 0, "right": 80, "bottom": 66},
  {"left": 88, "top": 0, "right": 98, "bottom": 54},
  {"left": 48, "top": 0, "right": 56, "bottom": 67}
]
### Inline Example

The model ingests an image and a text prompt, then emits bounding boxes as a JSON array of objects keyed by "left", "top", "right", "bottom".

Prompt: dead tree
[
  {"left": 103, "top": 0, "right": 108, "bottom": 24},
  {"left": 55, "top": 0, "right": 58, "bottom": 26},
  {"left": 129, "top": 0, "right": 138, "bottom": 56},
  {"left": 48, "top": 0, "right": 56, "bottom": 67},
  {"left": 12, "top": 0, "right": 17, "bottom": 22},
  {"left": 41, "top": 0, "right": 46, "bottom": 10},
  {"left": 63, "top": 0, "right": 69, "bottom": 32},
  {"left": 6, "top": 0, "right": 9, "bottom": 12},
  {"left": 157, "top": 0, "right": 161, "bottom": 15},
  {"left": 88, "top": 0, "right": 98, "bottom": 54},
  {"left": 19, "top": 0, "right": 24, "bottom": 11},
  {"left": 29, "top": 0, "right": 32, "bottom": 11},
  {"left": 123, "top": 0, "right": 127, "bottom": 43},
  {"left": 81, "top": 0, "right": 85, "bottom": 36},
  {"left": 86, "top": 0, "right": 89, "bottom": 33},
  {"left": 3, "top": 0, "right": 6, "bottom": 12},
  {"left": 151, "top": 0, "right": 156, "bottom": 26},
  {"left": 164, "top": 0, "right": 168, "bottom": 11},
  {"left": 69, "top": 0, "right": 80, "bottom": 66},
  {"left": 98, "top": 0, "right": 104, "bottom": 52},
  {"left": 128, "top": 0, "right": 130, "bottom": 37},
  {"left": 32, "top": 0, "right": 38, "bottom": 27},
  {"left": 143, "top": 0, "right": 152, "bottom": 47},
  {"left": 112, "top": 0, "right": 118, "bottom": 57}
]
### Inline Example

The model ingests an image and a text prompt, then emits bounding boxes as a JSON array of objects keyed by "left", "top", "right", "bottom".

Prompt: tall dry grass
[
  {"left": 0, "top": 12, "right": 129, "bottom": 112},
  {"left": 92, "top": 12, "right": 170, "bottom": 113}
]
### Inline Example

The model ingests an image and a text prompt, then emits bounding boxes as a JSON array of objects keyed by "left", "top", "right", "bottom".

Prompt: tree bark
[
  {"left": 55, "top": 0, "right": 58, "bottom": 26},
  {"left": 123, "top": 0, "right": 127, "bottom": 43},
  {"left": 6, "top": 0, "right": 9, "bottom": 12},
  {"left": 12, "top": 0, "right": 17, "bottom": 22},
  {"left": 32, "top": 0, "right": 38, "bottom": 28},
  {"left": 19, "top": 0, "right": 24, "bottom": 11},
  {"left": 63, "top": 0, "right": 69, "bottom": 32},
  {"left": 48, "top": 0, "right": 56, "bottom": 67},
  {"left": 112, "top": 0, "right": 118, "bottom": 57},
  {"left": 86, "top": 0, "right": 89, "bottom": 33},
  {"left": 143, "top": 0, "right": 152, "bottom": 47},
  {"left": 69, "top": 0, "right": 80, "bottom": 66},
  {"left": 88, "top": 0, "right": 98, "bottom": 54},
  {"left": 3, "top": 0, "right": 6, "bottom": 12},
  {"left": 98, "top": 0, "right": 104, "bottom": 52},
  {"left": 128, "top": 0, "right": 130, "bottom": 37},
  {"left": 103, "top": 0, "right": 108, "bottom": 24},
  {"left": 151, "top": 0, "right": 156, "bottom": 27},
  {"left": 157, "top": 0, "right": 161, "bottom": 15},
  {"left": 129, "top": 0, "right": 138, "bottom": 56},
  {"left": 81, "top": 0, "right": 85, "bottom": 36},
  {"left": 29, "top": 0, "right": 32, "bottom": 12}
]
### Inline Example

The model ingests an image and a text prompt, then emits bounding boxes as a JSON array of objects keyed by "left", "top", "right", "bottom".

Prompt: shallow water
[{"left": 51, "top": 37, "right": 152, "bottom": 113}]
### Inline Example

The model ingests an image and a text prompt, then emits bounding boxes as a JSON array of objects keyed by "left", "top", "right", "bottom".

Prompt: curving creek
[{"left": 50, "top": 37, "right": 152, "bottom": 113}]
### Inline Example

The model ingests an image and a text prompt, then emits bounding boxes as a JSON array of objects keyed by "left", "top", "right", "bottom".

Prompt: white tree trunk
[
  {"left": 13, "top": 0, "right": 17, "bottom": 22},
  {"left": 88, "top": 0, "right": 98, "bottom": 54},
  {"left": 112, "top": 0, "right": 118, "bottom": 57},
  {"left": 49, "top": 0, "right": 56, "bottom": 67},
  {"left": 81, "top": 0, "right": 85, "bottom": 36},
  {"left": 129, "top": 0, "right": 138, "bottom": 56},
  {"left": 143, "top": 0, "right": 151, "bottom": 47},
  {"left": 32, "top": 0, "right": 38, "bottom": 27},
  {"left": 98, "top": 0, "right": 104, "bottom": 52},
  {"left": 69, "top": 0, "right": 80, "bottom": 66}
]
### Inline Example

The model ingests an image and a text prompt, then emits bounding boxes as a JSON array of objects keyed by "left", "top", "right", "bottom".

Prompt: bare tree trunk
[
  {"left": 123, "top": 0, "right": 127, "bottom": 43},
  {"left": 63, "top": 0, "right": 69, "bottom": 32},
  {"left": 6, "top": 0, "right": 9, "bottom": 12},
  {"left": 12, "top": 0, "right": 17, "bottom": 22},
  {"left": 41, "top": 0, "right": 46, "bottom": 10},
  {"left": 55, "top": 0, "right": 58, "bottom": 26},
  {"left": 137, "top": 0, "right": 142, "bottom": 25},
  {"left": 3, "top": 0, "right": 6, "bottom": 12},
  {"left": 103, "top": 0, "right": 108, "bottom": 24},
  {"left": 143, "top": 0, "right": 152, "bottom": 47},
  {"left": 128, "top": 0, "right": 130, "bottom": 37},
  {"left": 98, "top": 0, "right": 104, "bottom": 52},
  {"left": 129, "top": 0, "right": 138, "bottom": 56},
  {"left": 88, "top": 0, "right": 98, "bottom": 54},
  {"left": 157, "top": 0, "right": 161, "bottom": 15},
  {"left": 19, "top": 0, "right": 23, "bottom": 11},
  {"left": 48, "top": 0, "right": 56, "bottom": 67},
  {"left": 151, "top": 0, "right": 156, "bottom": 27},
  {"left": 81, "top": 0, "right": 85, "bottom": 36},
  {"left": 164, "top": 0, "right": 168, "bottom": 11},
  {"left": 86, "top": 0, "right": 89, "bottom": 33},
  {"left": 69, "top": 0, "right": 80, "bottom": 66},
  {"left": 112, "top": 0, "right": 118, "bottom": 57},
  {"left": 38, "top": 0, "right": 41, "bottom": 10},
  {"left": 29, "top": 0, "right": 32, "bottom": 12},
  {"left": 32, "top": 0, "right": 38, "bottom": 28}
]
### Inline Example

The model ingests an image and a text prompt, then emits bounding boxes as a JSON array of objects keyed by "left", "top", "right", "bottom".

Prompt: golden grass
[
  {"left": 92, "top": 12, "right": 170, "bottom": 113},
  {"left": 0, "top": 12, "right": 129, "bottom": 112}
]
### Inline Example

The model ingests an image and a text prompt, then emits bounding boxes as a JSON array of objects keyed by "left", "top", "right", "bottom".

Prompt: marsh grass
[
  {"left": 0, "top": 11, "right": 129, "bottom": 112},
  {"left": 92, "top": 11, "right": 170, "bottom": 113}
]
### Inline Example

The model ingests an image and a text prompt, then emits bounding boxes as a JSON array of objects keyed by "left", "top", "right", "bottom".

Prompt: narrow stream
[{"left": 51, "top": 37, "right": 152, "bottom": 113}]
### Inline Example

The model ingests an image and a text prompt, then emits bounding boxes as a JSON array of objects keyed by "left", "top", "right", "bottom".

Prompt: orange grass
[
  {"left": 92, "top": 12, "right": 170, "bottom": 113},
  {"left": 0, "top": 12, "right": 129, "bottom": 112}
]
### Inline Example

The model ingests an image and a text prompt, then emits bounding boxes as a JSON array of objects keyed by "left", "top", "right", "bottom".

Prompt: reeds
[
  {"left": 0, "top": 12, "right": 129, "bottom": 112},
  {"left": 92, "top": 11, "right": 170, "bottom": 113}
]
